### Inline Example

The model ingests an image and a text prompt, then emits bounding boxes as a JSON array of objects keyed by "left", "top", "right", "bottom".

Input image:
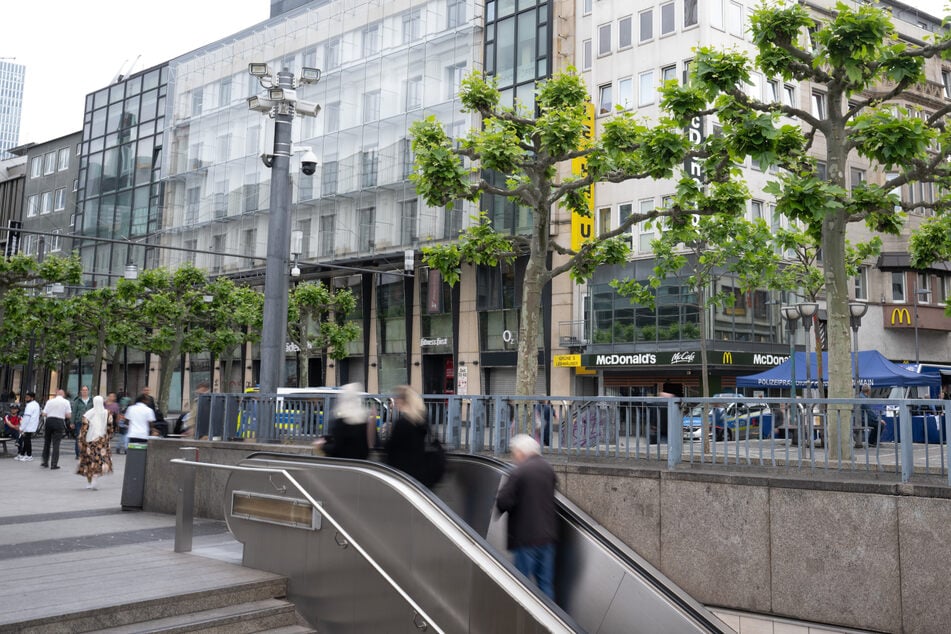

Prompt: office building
[{"left": 0, "top": 60, "right": 26, "bottom": 159}]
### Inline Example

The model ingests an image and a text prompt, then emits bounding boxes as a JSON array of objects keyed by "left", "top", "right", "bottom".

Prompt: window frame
[
  {"left": 598, "top": 83, "right": 613, "bottom": 115},
  {"left": 598, "top": 22, "right": 612, "bottom": 56},
  {"left": 660, "top": 2, "right": 675, "bottom": 36},
  {"left": 618, "top": 15, "right": 633, "bottom": 49},
  {"left": 638, "top": 70, "right": 655, "bottom": 107},
  {"left": 639, "top": 9, "right": 654, "bottom": 43}
]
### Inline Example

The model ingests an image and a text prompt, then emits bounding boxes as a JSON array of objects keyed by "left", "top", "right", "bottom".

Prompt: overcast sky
[
  {"left": 3, "top": 0, "right": 950, "bottom": 145},
  {"left": 2, "top": 1, "right": 267, "bottom": 144}
]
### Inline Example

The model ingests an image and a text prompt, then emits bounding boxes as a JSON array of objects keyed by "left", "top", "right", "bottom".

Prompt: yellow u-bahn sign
[
  {"left": 570, "top": 101, "right": 596, "bottom": 252},
  {"left": 890, "top": 307, "right": 911, "bottom": 325}
]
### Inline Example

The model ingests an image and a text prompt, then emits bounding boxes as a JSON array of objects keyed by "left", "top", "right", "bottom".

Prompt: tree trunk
[
  {"left": 698, "top": 286, "right": 711, "bottom": 453},
  {"left": 824, "top": 113, "right": 853, "bottom": 460},
  {"left": 105, "top": 345, "right": 121, "bottom": 394},
  {"left": 91, "top": 328, "right": 106, "bottom": 395},
  {"left": 514, "top": 198, "right": 551, "bottom": 397},
  {"left": 156, "top": 338, "right": 182, "bottom": 416}
]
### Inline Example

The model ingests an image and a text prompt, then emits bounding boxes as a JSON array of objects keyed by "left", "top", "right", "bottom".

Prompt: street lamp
[
  {"left": 796, "top": 302, "right": 818, "bottom": 450},
  {"left": 849, "top": 301, "right": 868, "bottom": 392},
  {"left": 781, "top": 306, "right": 800, "bottom": 441},
  {"left": 914, "top": 287, "right": 931, "bottom": 365},
  {"left": 248, "top": 62, "right": 321, "bottom": 395}
]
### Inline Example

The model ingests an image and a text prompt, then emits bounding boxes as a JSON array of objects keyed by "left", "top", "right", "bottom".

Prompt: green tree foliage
[
  {"left": 204, "top": 278, "right": 264, "bottom": 392},
  {"left": 288, "top": 282, "right": 359, "bottom": 387},
  {"left": 411, "top": 70, "right": 728, "bottom": 394},
  {"left": 668, "top": 1, "right": 951, "bottom": 457}
]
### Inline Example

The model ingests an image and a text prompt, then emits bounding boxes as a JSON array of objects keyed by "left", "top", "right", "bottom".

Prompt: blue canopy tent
[{"left": 736, "top": 350, "right": 941, "bottom": 389}]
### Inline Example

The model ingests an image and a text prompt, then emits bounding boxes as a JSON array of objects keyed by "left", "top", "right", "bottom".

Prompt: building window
[
  {"left": 854, "top": 267, "right": 868, "bottom": 301},
  {"left": 54, "top": 187, "right": 66, "bottom": 211},
  {"left": 618, "top": 77, "right": 633, "bottom": 109},
  {"left": 321, "top": 160, "right": 338, "bottom": 195},
  {"left": 363, "top": 90, "right": 381, "bottom": 123},
  {"left": 444, "top": 199, "right": 464, "bottom": 239},
  {"left": 727, "top": 1, "right": 743, "bottom": 37},
  {"left": 684, "top": 0, "right": 698, "bottom": 27},
  {"left": 361, "top": 148, "right": 378, "bottom": 187},
  {"left": 357, "top": 207, "right": 376, "bottom": 250},
  {"left": 243, "top": 182, "right": 259, "bottom": 213},
  {"left": 782, "top": 84, "right": 795, "bottom": 107},
  {"left": 618, "top": 16, "right": 633, "bottom": 49},
  {"left": 751, "top": 200, "right": 763, "bottom": 221},
  {"left": 598, "top": 83, "right": 613, "bottom": 114},
  {"left": 57, "top": 148, "right": 70, "bottom": 171},
  {"left": 812, "top": 90, "right": 827, "bottom": 118},
  {"left": 403, "top": 10, "right": 422, "bottom": 43},
  {"left": 44, "top": 152, "right": 56, "bottom": 175},
  {"left": 324, "top": 102, "right": 340, "bottom": 133},
  {"left": 598, "top": 23, "right": 612, "bottom": 56},
  {"left": 661, "top": 2, "right": 675, "bottom": 35},
  {"left": 219, "top": 78, "right": 232, "bottom": 106},
  {"left": 917, "top": 272, "right": 931, "bottom": 302},
  {"left": 447, "top": 62, "right": 466, "bottom": 98},
  {"left": 619, "top": 202, "right": 633, "bottom": 235},
  {"left": 31, "top": 157, "right": 42, "bottom": 178},
  {"left": 447, "top": 0, "right": 465, "bottom": 28},
  {"left": 639, "top": 9, "right": 653, "bottom": 42},
  {"left": 582, "top": 39, "right": 592, "bottom": 70},
  {"left": 583, "top": 0, "right": 592, "bottom": 15},
  {"left": 405, "top": 76, "right": 423, "bottom": 110},
  {"left": 41, "top": 191, "right": 53, "bottom": 214},
  {"left": 662, "top": 64, "right": 677, "bottom": 84},
  {"left": 850, "top": 167, "right": 865, "bottom": 191},
  {"left": 598, "top": 206, "right": 611, "bottom": 236},
  {"left": 639, "top": 71, "right": 655, "bottom": 106},
  {"left": 401, "top": 199, "right": 419, "bottom": 245},
  {"left": 891, "top": 272, "right": 905, "bottom": 303},
  {"left": 324, "top": 38, "right": 340, "bottom": 69},
  {"left": 943, "top": 70, "right": 951, "bottom": 99},
  {"left": 319, "top": 214, "right": 335, "bottom": 256},
  {"left": 242, "top": 228, "right": 257, "bottom": 256},
  {"left": 191, "top": 89, "right": 203, "bottom": 116},
  {"left": 362, "top": 23, "right": 381, "bottom": 57},
  {"left": 26, "top": 195, "right": 38, "bottom": 217}
]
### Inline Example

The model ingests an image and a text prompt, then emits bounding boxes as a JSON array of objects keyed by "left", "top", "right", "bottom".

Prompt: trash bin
[{"left": 121, "top": 442, "right": 149, "bottom": 511}]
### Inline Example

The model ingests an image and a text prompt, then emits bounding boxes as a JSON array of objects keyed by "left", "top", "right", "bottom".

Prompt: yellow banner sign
[
  {"left": 571, "top": 100, "right": 595, "bottom": 252},
  {"left": 553, "top": 354, "right": 582, "bottom": 367}
]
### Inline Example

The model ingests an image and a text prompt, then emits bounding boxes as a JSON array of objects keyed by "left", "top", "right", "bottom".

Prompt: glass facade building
[{"left": 0, "top": 61, "right": 26, "bottom": 159}]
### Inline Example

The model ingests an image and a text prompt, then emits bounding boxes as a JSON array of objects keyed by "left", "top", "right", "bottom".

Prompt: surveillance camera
[{"left": 300, "top": 150, "right": 318, "bottom": 176}]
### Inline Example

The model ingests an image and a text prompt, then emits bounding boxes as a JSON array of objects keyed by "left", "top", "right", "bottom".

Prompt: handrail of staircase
[{"left": 170, "top": 457, "right": 446, "bottom": 634}]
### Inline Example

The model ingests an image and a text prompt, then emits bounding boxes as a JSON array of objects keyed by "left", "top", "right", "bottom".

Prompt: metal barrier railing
[{"left": 190, "top": 393, "right": 950, "bottom": 484}]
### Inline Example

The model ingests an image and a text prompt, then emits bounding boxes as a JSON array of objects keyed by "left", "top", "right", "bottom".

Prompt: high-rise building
[{"left": 0, "top": 60, "right": 26, "bottom": 159}]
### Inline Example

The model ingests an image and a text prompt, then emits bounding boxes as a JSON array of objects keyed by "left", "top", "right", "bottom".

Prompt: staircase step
[
  {"left": 14, "top": 578, "right": 290, "bottom": 633},
  {"left": 92, "top": 599, "right": 300, "bottom": 633},
  {"left": 256, "top": 627, "right": 318, "bottom": 633}
]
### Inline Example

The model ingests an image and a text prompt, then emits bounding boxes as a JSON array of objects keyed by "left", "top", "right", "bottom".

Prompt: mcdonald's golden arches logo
[
  {"left": 891, "top": 307, "right": 911, "bottom": 325},
  {"left": 722, "top": 351, "right": 734, "bottom": 364}
]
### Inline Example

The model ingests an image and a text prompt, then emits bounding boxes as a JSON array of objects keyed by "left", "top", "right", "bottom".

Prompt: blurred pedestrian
[
  {"left": 495, "top": 434, "right": 558, "bottom": 600},
  {"left": 77, "top": 395, "right": 113, "bottom": 489},
  {"left": 125, "top": 394, "right": 157, "bottom": 442},
  {"left": 18, "top": 393, "right": 40, "bottom": 462},
  {"left": 5, "top": 404, "right": 21, "bottom": 457},
  {"left": 41, "top": 389, "right": 72, "bottom": 470},
  {"left": 316, "top": 383, "right": 373, "bottom": 459},
  {"left": 860, "top": 385, "right": 884, "bottom": 447},
  {"left": 383, "top": 385, "right": 428, "bottom": 484},
  {"left": 70, "top": 385, "right": 93, "bottom": 458}
]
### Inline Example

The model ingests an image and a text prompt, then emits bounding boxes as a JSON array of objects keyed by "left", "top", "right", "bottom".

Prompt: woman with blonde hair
[
  {"left": 317, "top": 383, "right": 373, "bottom": 459},
  {"left": 383, "top": 385, "right": 429, "bottom": 483},
  {"left": 77, "top": 395, "right": 113, "bottom": 489}
]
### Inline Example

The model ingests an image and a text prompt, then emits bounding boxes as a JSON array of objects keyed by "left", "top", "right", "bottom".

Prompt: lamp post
[
  {"left": 247, "top": 63, "right": 321, "bottom": 395},
  {"left": 781, "top": 306, "right": 800, "bottom": 443},
  {"left": 796, "top": 302, "right": 818, "bottom": 450},
  {"left": 848, "top": 301, "right": 868, "bottom": 392},
  {"left": 914, "top": 287, "right": 931, "bottom": 365}
]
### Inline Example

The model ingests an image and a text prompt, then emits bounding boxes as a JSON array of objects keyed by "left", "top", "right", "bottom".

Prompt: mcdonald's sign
[
  {"left": 890, "top": 307, "right": 911, "bottom": 326},
  {"left": 722, "top": 351, "right": 734, "bottom": 364}
]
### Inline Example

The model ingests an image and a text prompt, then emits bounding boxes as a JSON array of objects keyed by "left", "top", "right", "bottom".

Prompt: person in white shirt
[
  {"left": 41, "top": 389, "right": 72, "bottom": 469},
  {"left": 125, "top": 394, "right": 157, "bottom": 442},
  {"left": 17, "top": 392, "right": 41, "bottom": 461}
]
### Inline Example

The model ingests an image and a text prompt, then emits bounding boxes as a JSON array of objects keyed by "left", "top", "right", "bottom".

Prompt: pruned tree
[
  {"left": 205, "top": 278, "right": 263, "bottom": 392},
  {"left": 411, "top": 69, "right": 735, "bottom": 395},
  {"left": 288, "top": 281, "right": 359, "bottom": 387},
  {"left": 666, "top": 2, "right": 951, "bottom": 458}
]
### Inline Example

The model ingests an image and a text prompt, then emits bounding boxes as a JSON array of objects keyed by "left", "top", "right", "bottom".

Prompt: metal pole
[
  {"left": 788, "top": 323, "right": 797, "bottom": 444},
  {"left": 803, "top": 320, "right": 813, "bottom": 456},
  {"left": 258, "top": 69, "right": 295, "bottom": 398},
  {"left": 914, "top": 290, "right": 920, "bottom": 365}
]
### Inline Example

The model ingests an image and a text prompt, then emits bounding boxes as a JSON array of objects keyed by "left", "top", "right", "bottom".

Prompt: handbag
[{"left": 421, "top": 427, "right": 447, "bottom": 488}]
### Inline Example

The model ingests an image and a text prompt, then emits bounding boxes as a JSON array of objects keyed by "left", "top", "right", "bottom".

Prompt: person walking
[
  {"left": 495, "top": 434, "right": 558, "bottom": 601},
  {"left": 77, "top": 395, "right": 113, "bottom": 489},
  {"left": 125, "top": 394, "right": 157, "bottom": 442},
  {"left": 383, "top": 385, "right": 428, "bottom": 484},
  {"left": 41, "top": 389, "right": 72, "bottom": 470},
  {"left": 18, "top": 393, "right": 40, "bottom": 462},
  {"left": 70, "top": 385, "right": 93, "bottom": 459},
  {"left": 859, "top": 385, "right": 884, "bottom": 447},
  {"left": 316, "top": 383, "right": 373, "bottom": 459}
]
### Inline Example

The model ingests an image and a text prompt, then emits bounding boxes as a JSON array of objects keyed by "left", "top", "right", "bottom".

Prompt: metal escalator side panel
[
  {"left": 226, "top": 455, "right": 580, "bottom": 633},
  {"left": 444, "top": 454, "right": 734, "bottom": 634}
]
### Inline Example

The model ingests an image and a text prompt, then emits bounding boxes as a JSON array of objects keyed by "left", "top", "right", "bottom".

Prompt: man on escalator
[{"left": 496, "top": 434, "right": 558, "bottom": 601}]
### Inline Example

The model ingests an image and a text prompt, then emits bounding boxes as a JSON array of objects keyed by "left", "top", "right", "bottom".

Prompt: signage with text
[
  {"left": 553, "top": 354, "right": 581, "bottom": 367},
  {"left": 581, "top": 350, "right": 789, "bottom": 368},
  {"left": 570, "top": 100, "right": 596, "bottom": 252}
]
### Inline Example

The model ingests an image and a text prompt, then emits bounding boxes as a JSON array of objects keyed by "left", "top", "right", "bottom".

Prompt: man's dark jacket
[{"left": 496, "top": 454, "right": 558, "bottom": 549}]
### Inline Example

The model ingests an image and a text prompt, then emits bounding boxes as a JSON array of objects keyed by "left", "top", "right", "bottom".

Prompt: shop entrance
[{"left": 423, "top": 355, "right": 454, "bottom": 395}]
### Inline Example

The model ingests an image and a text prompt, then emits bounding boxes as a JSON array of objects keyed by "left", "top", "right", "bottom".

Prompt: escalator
[{"left": 222, "top": 452, "right": 732, "bottom": 633}]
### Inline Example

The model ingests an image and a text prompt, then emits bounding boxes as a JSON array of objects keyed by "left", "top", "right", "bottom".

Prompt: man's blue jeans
[{"left": 513, "top": 543, "right": 556, "bottom": 600}]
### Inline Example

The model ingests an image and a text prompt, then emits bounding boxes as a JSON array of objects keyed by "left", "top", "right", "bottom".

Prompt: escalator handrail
[
  {"left": 451, "top": 453, "right": 731, "bottom": 633},
  {"left": 171, "top": 458, "right": 446, "bottom": 634}
]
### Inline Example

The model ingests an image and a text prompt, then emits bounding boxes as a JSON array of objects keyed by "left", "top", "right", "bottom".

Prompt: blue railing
[{"left": 192, "top": 392, "right": 951, "bottom": 485}]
